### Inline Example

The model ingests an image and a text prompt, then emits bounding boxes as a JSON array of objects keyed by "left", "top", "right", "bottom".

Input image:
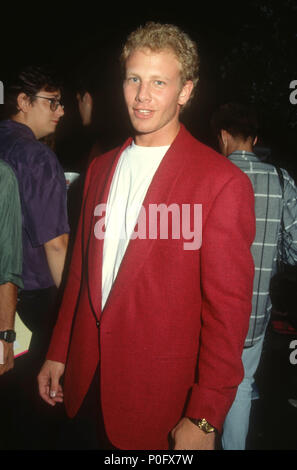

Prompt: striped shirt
[{"left": 228, "top": 151, "right": 297, "bottom": 346}]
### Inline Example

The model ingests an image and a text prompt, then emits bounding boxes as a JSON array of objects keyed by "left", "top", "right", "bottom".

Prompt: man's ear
[
  {"left": 77, "top": 91, "right": 93, "bottom": 126},
  {"left": 178, "top": 81, "right": 194, "bottom": 106},
  {"left": 16, "top": 93, "right": 31, "bottom": 113},
  {"left": 218, "top": 129, "right": 232, "bottom": 156},
  {"left": 220, "top": 129, "right": 229, "bottom": 147},
  {"left": 78, "top": 91, "right": 92, "bottom": 107},
  {"left": 83, "top": 91, "right": 93, "bottom": 106}
]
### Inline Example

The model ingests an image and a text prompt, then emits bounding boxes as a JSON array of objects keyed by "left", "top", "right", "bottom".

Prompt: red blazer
[{"left": 47, "top": 125, "right": 255, "bottom": 449}]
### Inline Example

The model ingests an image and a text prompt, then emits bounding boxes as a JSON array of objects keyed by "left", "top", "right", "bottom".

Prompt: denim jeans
[{"left": 221, "top": 334, "right": 265, "bottom": 450}]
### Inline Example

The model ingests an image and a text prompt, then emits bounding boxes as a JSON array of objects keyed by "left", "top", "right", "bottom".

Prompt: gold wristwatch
[{"left": 188, "top": 417, "right": 216, "bottom": 433}]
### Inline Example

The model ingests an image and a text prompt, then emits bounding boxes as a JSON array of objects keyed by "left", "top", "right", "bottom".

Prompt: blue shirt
[
  {"left": 0, "top": 120, "right": 69, "bottom": 290},
  {"left": 228, "top": 151, "right": 297, "bottom": 346}
]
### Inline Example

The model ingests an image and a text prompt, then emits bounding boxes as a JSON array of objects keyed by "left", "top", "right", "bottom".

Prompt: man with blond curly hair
[{"left": 38, "top": 22, "right": 255, "bottom": 450}]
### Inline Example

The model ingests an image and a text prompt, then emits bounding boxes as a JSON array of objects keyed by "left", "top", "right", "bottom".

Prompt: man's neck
[
  {"left": 227, "top": 140, "right": 254, "bottom": 156},
  {"left": 11, "top": 114, "right": 34, "bottom": 135},
  {"left": 232, "top": 144, "right": 254, "bottom": 153}
]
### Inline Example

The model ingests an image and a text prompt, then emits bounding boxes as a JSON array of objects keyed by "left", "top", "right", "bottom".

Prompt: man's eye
[
  {"left": 128, "top": 77, "right": 139, "bottom": 83},
  {"left": 154, "top": 80, "right": 165, "bottom": 87}
]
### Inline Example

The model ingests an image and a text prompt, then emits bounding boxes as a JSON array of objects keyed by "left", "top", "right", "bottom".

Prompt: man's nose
[
  {"left": 57, "top": 104, "right": 65, "bottom": 117},
  {"left": 136, "top": 82, "right": 151, "bottom": 102}
]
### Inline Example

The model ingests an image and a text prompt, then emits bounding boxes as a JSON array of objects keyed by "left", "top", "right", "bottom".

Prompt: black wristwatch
[{"left": 0, "top": 330, "right": 16, "bottom": 343}]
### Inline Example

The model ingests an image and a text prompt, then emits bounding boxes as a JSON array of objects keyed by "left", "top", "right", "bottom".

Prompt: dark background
[
  {"left": 1, "top": 1, "right": 297, "bottom": 451},
  {"left": 1, "top": 1, "right": 297, "bottom": 176}
]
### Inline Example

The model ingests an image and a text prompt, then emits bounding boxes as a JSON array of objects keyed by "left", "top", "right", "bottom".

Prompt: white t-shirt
[{"left": 102, "top": 141, "right": 169, "bottom": 309}]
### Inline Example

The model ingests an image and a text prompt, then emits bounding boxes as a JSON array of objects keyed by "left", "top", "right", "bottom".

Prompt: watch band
[
  {"left": 0, "top": 330, "right": 16, "bottom": 343},
  {"left": 188, "top": 417, "right": 216, "bottom": 433}
]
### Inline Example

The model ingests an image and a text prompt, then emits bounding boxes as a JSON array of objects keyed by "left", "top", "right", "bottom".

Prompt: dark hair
[
  {"left": 3, "top": 65, "right": 63, "bottom": 117},
  {"left": 211, "top": 102, "right": 259, "bottom": 141}
]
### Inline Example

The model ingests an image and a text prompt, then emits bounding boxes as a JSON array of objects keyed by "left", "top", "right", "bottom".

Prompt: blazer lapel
[
  {"left": 102, "top": 124, "right": 191, "bottom": 312},
  {"left": 86, "top": 137, "right": 133, "bottom": 319}
]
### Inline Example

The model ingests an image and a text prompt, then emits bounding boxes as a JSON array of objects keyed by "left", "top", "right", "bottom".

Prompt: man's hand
[
  {"left": 38, "top": 359, "right": 65, "bottom": 406},
  {"left": 170, "top": 417, "right": 216, "bottom": 450},
  {"left": 0, "top": 341, "right": 14, "bottom": 375}
]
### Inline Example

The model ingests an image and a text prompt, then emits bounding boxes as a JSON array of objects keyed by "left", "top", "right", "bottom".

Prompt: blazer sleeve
[
  {"left": 46, "top": 160, "right": 96, "bottom": 364},
  {"left": 186, "top": 172, "right": 255, "bottom": 433}
]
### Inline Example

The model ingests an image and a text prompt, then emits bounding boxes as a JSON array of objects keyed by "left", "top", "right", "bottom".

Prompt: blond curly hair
[{"left": 121, "top": 22, "right": 199, "bottom": 93}]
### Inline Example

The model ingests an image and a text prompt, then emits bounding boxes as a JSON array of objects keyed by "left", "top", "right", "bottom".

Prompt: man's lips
[{"left": 133, "top": 108, "right": 154, "bottom": 119}]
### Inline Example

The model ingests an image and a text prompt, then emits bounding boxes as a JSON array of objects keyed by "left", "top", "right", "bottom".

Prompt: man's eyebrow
[
  {"left": 150, "top": 75, "right": 170, "bottom": 81},
  {"left": 125, "top": 70, "right": 139, "bottom": 76},
  {"left": 125, "top": 72, "right": 171, "bottom": 81}
]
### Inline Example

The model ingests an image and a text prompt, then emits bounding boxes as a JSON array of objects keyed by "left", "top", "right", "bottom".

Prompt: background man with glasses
[{"left": 0, "top": 65, "right": 69, "bottom": 448}]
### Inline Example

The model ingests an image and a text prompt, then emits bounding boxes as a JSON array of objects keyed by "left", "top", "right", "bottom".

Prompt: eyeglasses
[{"left": 34, "top": 95, "right": 64, "bottom": 111}]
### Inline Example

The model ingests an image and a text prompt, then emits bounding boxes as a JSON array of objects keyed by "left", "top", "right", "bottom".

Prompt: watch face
[
  {"left": 198, "top": 418, "right": 215, "bottom": 433},
  {"left": 7, "top": 331, "right": 16, "bottom": 342},
  {"left": 204, "top": 422, "right": 215, "bottom": 433},
  {"left": 188, "top": 417, "right": 215, "bottom": 433}
]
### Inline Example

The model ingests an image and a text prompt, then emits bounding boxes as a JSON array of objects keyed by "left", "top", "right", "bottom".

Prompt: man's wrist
[
  {"left": 0, "top": 330, "right": 16, "bottom": 343},
  {"left": 187, "top": 417, "right": 216, "bottom": 433}
]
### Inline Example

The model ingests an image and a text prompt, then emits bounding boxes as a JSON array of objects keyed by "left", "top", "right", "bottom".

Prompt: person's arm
[
  {"left": 171, "top": 172, "right": 255, "bottom": 450},
  {"left": 171, "top": 417, "right": 216, "bottom": 450},
  {"left": 282, "top": 170, "right": 297, "bottom": 264},
  {"left": 0, "top": 162, "right": 23, "bottom": 375},
  {"left": 21, "top": 149, "right": 70, "bottom": 288},
  {"left": 44, "top": 233, "right": 69, "bottom": 288},
  {"left": 0, "top": 283, "right": 17, "bottom": 375}
]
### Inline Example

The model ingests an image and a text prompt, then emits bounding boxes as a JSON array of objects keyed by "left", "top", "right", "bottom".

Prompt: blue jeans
[{"left": 221, "top": 334, "right": 265, "bottom": 450}]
